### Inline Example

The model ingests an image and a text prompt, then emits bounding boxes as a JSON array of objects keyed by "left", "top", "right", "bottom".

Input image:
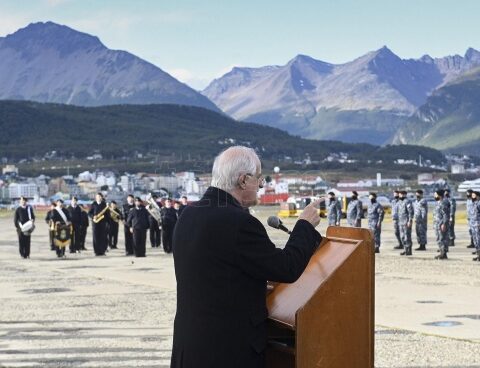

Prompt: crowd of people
[
  {"left": 13, "top": 194, "right": 188, "bottom": 259},
  {"left": 325, "top": 188, "right": 480, "bottom": 261},
  {"left": 12, "top": 186, "right": 480, "bottom": 262}
]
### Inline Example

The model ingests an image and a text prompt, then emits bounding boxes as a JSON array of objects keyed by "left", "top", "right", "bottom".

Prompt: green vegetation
[
  {"left": 397, "top": 69, "right": 480, "bottom": 156},
  {"left": 0, "top": 101, "right": 445, "bottom": 169}
]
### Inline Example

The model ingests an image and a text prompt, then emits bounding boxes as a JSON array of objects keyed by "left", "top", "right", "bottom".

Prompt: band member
[
  {"left": 14, "top": 196, "right": 35, "bottom": 259},
  {"left": 51, "top": 199, "right": 72, "bottom": 258},
  {"left": 127, "top": 197, "right": 150, "bottom": 257},
  {"left": 88, "top": 193, "right": 110, "bottom": 256},
  {"left": 148, "top": 195, "right": 161, "bottom": 248},
  {"left": 67, "top": 196, "right": 82, "bottom": 253},
  {"left": 161, "top": 198, "right": 178, "bottom": 253},
  {"left": 79, "top": 204, "right": 89, "bottom": 250},
  {"left": 107, "top": 201, "right": 123, "bottom": 249},
  {"left": 178, "top": 196, "right": 188, "bottom": 217},
  {"left": 45, "top": 202, "right": 56, "bottom": 250},
  {"left": 123, "top": 194, "right": 135, "bottom": 255}
]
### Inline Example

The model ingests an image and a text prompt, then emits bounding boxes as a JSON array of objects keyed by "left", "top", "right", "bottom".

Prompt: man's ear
[{"left": 238, "top": 175, "right": 246, "bottom": 190}]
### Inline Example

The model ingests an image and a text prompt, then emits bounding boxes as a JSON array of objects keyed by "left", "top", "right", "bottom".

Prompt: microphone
[{"left": 267, "top": 216, "right": 291, "bottom": 234}]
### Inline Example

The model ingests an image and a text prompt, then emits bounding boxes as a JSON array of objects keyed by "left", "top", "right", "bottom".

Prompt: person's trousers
[{"left": 133, "top": 229, "right": 147, "bottom": 257}]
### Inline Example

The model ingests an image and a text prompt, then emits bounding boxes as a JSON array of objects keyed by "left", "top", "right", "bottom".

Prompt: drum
[
  {"left": 54, "top": 223, "right": 72, "bottom": 249},
  {"left": 20, "top": 220, "right": 35, "bottom": 236}
]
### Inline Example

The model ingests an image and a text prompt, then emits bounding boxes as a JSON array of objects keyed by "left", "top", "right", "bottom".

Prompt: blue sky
[{"left": 1, "top": 0, "right": 479, "bottom": 89}]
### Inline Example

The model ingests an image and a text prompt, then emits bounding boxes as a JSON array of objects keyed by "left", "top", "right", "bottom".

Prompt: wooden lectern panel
[
  {"left": 266, "top": 226, "right": 374, "bottom": 368},
  {"left": 267, "top": 237, "right": 359, "bottom": 328}
]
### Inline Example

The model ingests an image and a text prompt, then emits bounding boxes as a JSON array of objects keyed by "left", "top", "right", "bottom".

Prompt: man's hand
[
  {"left": 130, "top": 228, "right": 134, "bottom": 234},
  {"left": 299, "top": 198, "right": 324, "bottom": 228},
  {"left": 441, "top": 224, "right": 446, "bottom": 232}
]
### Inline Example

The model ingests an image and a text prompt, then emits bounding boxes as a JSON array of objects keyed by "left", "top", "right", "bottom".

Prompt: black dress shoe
[
  {"left": 394, "top": 244, "right": 404, "bottom": 250},
  {"left": 375, "top": 247, "right": 380, "bottom": 254},
  {"left": 415, "top": 245, "right": 426, "bottom": 251},
  {"left": 435, "top": 253, "right": 448, "bottom": 260},
  {"left": 467, "top": 244, "right": 475, "bottom": 248},
  {"left": 400, "top": 251, "right": 406, "bottom": 256}
]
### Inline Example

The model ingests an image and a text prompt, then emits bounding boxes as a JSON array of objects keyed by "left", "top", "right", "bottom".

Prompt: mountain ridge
[{"left": 0, "top": 22, "right": 220, "bottom": 111}]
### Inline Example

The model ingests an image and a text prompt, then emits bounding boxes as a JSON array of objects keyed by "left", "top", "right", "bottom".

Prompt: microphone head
[{"left": 267, "top": 216, "right": 281, "bottom": 229}]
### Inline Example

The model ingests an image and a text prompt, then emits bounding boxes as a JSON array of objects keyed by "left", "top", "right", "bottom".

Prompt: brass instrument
[
  {"left": 49, "top": 219, "right": 55, "bottom": 231},
  {"left": 145, "top": 193, "right": 162, "bottom": 227},
  {"left": 109, "top": 206, "right": 122, "bottom": 223},
  {"left": 93, "top": 202, "right": 110, "bottom": 224}
]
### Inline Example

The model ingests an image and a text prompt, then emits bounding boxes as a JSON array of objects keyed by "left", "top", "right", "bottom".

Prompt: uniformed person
[
  {"left": 107, "top": 201, "right": 123, "bottom": 249},
  {"left": 67, "top": 196, "right": 82, "bottom": 253},
  {"left": 466, "top": 189, "right": 475, "bottom": 249},
  {"left": 127, "top": 197, "right": 150, "bottom": 257},
  {"left": 471, "top": 191, "right": 480, "bottom": 261},
  {"left": 367, "top": 192, "right": 384, "bottom": 253},
  {"left": 433, "top": 189, "right": 450, "bottom": 260},
  {"left": 326, "top": 192, "right": 342, "bottom": 226},
  {"left": 413, "top": 189, "right": 428, "bottom": 251},
  {"left": 88, "top": 193, "right": 110, "bottom": 256},
  {"left": 148, "top": 194, "right": 161, "bottom": 248},
  {"left": 79, "top": 204, "right": 89, "bottom": 251},
  {"left": 51, "top": 199, "right": 72, "bottom": 258},
  {"left": 398, "top": 190, "right": 414, "bottom": 256},
  {"left": 445, "top": 189, "right": 456, "bottom": 247},
  {"left": 122, "top": 194, "right": 135, "bottom": 256},
  {"left": 391, "top": 190, "right": 403, "bottom": 249},
  {"left": 178, "top": 196, "right": 188, "bottom": 217},
  {"left": 45, "top": 202, "right": 56, "bottom": 250},
  {"left": 347, "top": 191, "right": 363, "bottom": 227},
  {"left": 161, "top": 198, "right": 178, "bottom": 253},
  {"left": 14, "top": 196, "right": 35, "bottom": 259}
]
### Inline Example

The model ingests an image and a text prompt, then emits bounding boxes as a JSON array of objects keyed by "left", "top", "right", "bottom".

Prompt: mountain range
[
  {"left": 0, "top": 22, "right": 479, "bottom": 155},
  {"left": 203, "top": 47, "right": 480, "bottom": 145},
  {"left": 0, "top": 22, "right": 219, "bottom": 111},
  {"left": 393, "top": 67, "right": 480, "bottom": 156}
]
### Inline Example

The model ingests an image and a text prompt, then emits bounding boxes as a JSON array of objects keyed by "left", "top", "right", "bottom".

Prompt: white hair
[{"left": 211, "top": 146, "right": 260, "bottom": 192}]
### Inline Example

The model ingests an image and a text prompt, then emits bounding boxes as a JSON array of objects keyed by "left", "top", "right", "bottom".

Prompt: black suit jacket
[
  {"left": 171, "top": 187, "right": 321, "bottom": 368},
  {"left": 127, "top": 206, "right": 150, "bottom": 230},
  {"left": 67, "top": 205, "right": 82, "bottom": 225}
]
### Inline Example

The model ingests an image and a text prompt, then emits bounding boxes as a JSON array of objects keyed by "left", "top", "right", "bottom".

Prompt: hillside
[
  {"left": 203, "top": 47, "right": 480, "bottom": 145},
  {"left": 0, "top": 101, "right": 445, "bottom": 167},
  {"left": 393, "top": 67, "right": 480, "bottom": 156},
  {"left": 0, "top": 22, "right": 219, "bottom": 111}
]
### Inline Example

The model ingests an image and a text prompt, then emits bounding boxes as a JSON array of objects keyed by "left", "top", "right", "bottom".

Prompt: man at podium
[{"left": 170, "top": 146, "right": 323, "bottom": 368}]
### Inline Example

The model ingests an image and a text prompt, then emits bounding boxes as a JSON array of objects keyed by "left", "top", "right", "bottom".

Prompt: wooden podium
[{"left": 266, "top": 226, "right": 375, "bottom": 368}]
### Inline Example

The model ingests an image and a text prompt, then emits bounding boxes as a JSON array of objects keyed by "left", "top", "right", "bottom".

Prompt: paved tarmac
[{"left": 0, "top": 207, "right": 478, "bottom": 367}]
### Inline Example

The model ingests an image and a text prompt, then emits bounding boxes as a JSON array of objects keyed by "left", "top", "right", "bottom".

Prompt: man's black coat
[{"left": 171, "top": 187, "right": 321, "bottom": 368}]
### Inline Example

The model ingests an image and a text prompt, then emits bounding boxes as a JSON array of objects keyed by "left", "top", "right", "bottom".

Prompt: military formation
[
  {"left": 13, "top": 194, "right": 187, "bottom": 259},
  {"left": 325, "top": 188, "right": 480, "bottom": 261}
]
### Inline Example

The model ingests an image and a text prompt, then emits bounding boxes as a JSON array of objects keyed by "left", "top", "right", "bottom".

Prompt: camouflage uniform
[
  {"left": 433, "top": 198, "right": 450, "bottom": 253},
  {"left": 414, "top": 198, "right": 428, "bottom": 246},
  {"left": 368, "top": 201, "right": 384, "bottom": 248},
  {"left": 447, "top": 195, "right": 456, "bottom": 245},
  {"left": 471, "top": 200, "right": 480, "bottom": 252},
  {"left": 327, "top": 199, "right": 342, "bottom": 226},
  {"left": 391, "top": 198, "right": 402, "bottom": 247},
  {"left": 466, "top": 198, "right": 474, "bottom": 246},
  {"left": 347, "top": 198, "right": 363, "bottom": 227},
  {"left": 398, "top": 198, "right": 414, "bottom": 251}
]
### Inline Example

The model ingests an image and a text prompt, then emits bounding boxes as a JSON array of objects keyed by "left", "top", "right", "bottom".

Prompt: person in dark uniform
[
  {"left": 79, "top": 204, "right": 89, "bottom": 250},
  {"left": 148, "top": 195, "right": 162, "bottom": 248},
  {"left": 45, "top": 202, "right": 56, "bottom": 251},
  {"left": 88, "top": 193, "right": 110, "bottom": 256},
  {"left": 122, "top": 194, "right": 135, "bottom": 255},
  {"left": 127, "top": 197, "right": 150, "bottom": 257},
  {"left": 161, "top": 198, "right": 178, "bottom": 253},
  {"left": 107, "top": 201, "right": 122, "bottom": 249},
  {"left": 178, "top": 196, "right": 188, "bottom": 217},
  {"left": 170, "top": 146, "right": 322, "bottom": 368},
  {"left": 14, "top": 196, "right": 35, "bottom": 259},
  {"left": 67, "top": 196, "right": 82, "bottom": 253},
  {"left": 51, "top": 199, "right": 72, "bottom": 258}
]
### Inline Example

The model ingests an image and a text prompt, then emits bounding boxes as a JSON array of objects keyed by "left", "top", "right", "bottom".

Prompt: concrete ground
[{"left": 0, "top": 207, "right": 479, "bottom": 368}]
